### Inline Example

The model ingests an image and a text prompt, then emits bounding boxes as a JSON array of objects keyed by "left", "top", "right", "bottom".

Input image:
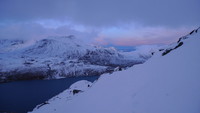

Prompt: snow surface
[
  {"left": 31, "top": 28, "right": 200, "bottom": 113},
  {"left": 31, "top": 80, "right": 93, "bottom": 112}
]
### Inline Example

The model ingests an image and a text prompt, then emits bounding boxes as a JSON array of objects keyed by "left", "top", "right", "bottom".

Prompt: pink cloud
[
  {"left": 0, "top": 20, "right": 195, "bottom": 47},
  {"left": 94, "top": 26, "right": 193, "bottom": 46}
]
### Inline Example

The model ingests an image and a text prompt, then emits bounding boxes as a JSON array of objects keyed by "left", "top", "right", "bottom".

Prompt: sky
[{"left": 0, "top": 0, "right": 199, "bottom": 46}]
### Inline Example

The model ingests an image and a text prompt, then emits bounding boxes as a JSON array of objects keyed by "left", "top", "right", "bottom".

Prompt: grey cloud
[
  {"left": 0, "top": 0, "right": 199, "bottom": 27},
  {"left": 0, "top": 22, "right": 97, "bottom": 43}
]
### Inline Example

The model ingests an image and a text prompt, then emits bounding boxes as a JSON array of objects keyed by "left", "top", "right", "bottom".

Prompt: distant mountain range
[
  {"left": 0, "top": 35, "right": 153, "bottom": 83},
  {"left": 103, "top": 45, "right": 136, "bottom": 52}
]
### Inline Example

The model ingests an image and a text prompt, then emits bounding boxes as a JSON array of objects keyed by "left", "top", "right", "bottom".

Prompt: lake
[{"left": 0, "top": 76, "right": 99, "bottom": 113}]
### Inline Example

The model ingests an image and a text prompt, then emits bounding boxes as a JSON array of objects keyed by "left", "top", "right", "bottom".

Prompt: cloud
[
  {"left": 0, "top": 0, "right": 199, "bottom": 27},
  {"left": 0, "top": 0, "right": 199, "bottom": 46},
  {"left": 0, "top": 21, "right": 195, "bottom": 46},
  {"left": 0, "top": 22, "right": 46, "bottom": 40},
  {"left": 94, "top": 26, "right": 193, "bottom": 46},
  {"left": 0, "top": 22, "right": 97, "bottom": 44}
]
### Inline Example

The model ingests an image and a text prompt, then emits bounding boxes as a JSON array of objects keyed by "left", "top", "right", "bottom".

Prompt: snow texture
[{"left": 30, "top": 28, "right": 200, "bottom": 113}]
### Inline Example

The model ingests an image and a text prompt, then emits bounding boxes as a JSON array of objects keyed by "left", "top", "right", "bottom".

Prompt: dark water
[{"left": 0, "top": 76, "right": 99, "bottom": 113}]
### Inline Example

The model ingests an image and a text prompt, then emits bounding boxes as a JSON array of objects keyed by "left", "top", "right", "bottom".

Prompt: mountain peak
[{"left": 46, "top": 35, "right": 76, "bottom": 41}]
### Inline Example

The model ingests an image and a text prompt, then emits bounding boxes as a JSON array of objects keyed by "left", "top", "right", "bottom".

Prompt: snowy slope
[
  {"left": 23, "top": 35, "right": 90, "bottom": 57},
  {"left": 0, "top": 39, "right": 25, "bottom": 53},
  {"left": 31, "top": 28, "right": 200, "bottom": 113},
  {"left": 0, "top": 35, "right": 152, "bottom": 83}
]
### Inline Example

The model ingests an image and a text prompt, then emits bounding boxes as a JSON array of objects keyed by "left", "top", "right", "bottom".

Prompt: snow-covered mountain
[
  {"left": 0, "top": 35, "right": 151, "bottom": 83},
  {"left": 30, "top": 27, "right": 200, "bottom": 113}
]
